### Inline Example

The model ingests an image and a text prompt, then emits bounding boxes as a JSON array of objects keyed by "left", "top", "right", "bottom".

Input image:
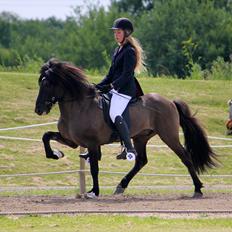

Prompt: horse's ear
[
  {"left": 48, "top": 58, "right": 60, "bottom": 67},
  {"left": 39, "top": 59, "right": 56, "bottom": 84},
  {"left": 48, "top": 60, "right": 53, "bottom": 67}
]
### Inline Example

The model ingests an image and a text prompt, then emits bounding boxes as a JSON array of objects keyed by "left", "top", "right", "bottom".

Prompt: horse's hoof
[
  {"left": 53, "top": 149, "right": 64, "bottom": 159},
  {"left": 192, "top": 192, "right": 203, "bottom": 198},
  {"left": 84, "top": 191, "right": 98, "bottom": 199},
  {"left": 114, "top": 185, "right": 125, "bottom": 195}
]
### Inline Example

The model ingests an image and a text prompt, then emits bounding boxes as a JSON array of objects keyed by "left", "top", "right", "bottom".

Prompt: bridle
[
  {"left": 40, "top": 76, "right": 59, "bottom": 107},
  {"left": 40, "top": 76, "right": 97, "bottom": 107}
]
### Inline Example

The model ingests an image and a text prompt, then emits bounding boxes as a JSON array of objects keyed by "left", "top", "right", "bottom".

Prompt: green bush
[
  {"left": 0, "top": 55, "right": 44, "bottom": 73},
  {"left": 187, "top": 57, "right": 232, "bottom": 80},
  {"left": 0, "top": 47, "right": 22, "bottom": 67},
  {"left": 209, "top": 57, "right": 232, "bottom": 80},
  {"left": 188, "top": 63, "right": 204, "bottom": 80}
]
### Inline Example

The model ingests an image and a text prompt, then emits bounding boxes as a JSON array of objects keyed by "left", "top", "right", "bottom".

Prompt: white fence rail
[{"left": 0, "top": 122, "right": 232, "bottom": 194}]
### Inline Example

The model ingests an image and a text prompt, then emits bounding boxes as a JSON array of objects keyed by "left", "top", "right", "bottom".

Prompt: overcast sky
[{"left": 0, "top": 0, "right": 111, "bottom": 20}]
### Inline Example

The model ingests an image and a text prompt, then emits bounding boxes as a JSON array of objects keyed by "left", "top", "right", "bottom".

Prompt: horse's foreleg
[
  {"left": 114, "top": 137, "right": 148, "bottom": 194},
  {"left": 85, "top": 146, "right": 100, "bottom": 198},
  {"left": 42, "top": 131, "right": 78, "bottom": 160}
]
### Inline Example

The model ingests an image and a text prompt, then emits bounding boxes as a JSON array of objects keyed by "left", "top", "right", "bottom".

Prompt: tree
[
  {"left": 137, "top": 0, "right": 232, "bottom": 77},
  {"left": 111, "top": 0, "right": 153, "bottom": 16},
  {"left": 61, "top": 4, "right": 119, "bottom": 69}
]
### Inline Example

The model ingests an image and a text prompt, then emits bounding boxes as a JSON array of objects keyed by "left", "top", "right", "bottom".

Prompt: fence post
[{"left": 79, "top": 147, "right": 86, "bottom": 195}]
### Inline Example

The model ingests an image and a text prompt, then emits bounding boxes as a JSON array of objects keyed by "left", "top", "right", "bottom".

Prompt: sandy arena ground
[{"left": 0, "top": 192, "right": 232, "bottom": 217}]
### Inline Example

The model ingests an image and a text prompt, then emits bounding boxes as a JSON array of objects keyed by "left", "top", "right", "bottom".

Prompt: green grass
[
  {"left": 0, "top": 215, "right": 232, "bottom": 232},
  {"left": 1, "top": 72, "right": 232, "bottom": 228},
  {"left": 0, "top": 72, "right": 232, "bottom": 192}
]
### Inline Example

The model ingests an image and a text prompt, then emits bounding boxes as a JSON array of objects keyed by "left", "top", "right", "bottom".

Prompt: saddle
[{"left": 98, "top": 92, "right": 139, "bottom": 143}]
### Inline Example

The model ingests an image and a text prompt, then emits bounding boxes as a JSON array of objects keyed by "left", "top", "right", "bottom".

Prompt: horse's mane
[{"left": 39, "top": 58, "right": 96, "bottom": 100}]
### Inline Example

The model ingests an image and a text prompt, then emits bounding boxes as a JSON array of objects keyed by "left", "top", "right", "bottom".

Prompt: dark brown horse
[{"left": 35, "top": 59, "right": 217, "bottom": 198}]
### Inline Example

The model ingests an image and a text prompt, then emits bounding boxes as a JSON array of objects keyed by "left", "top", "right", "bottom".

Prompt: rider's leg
[
  {"left": 114, "top": 115, "right": 137, "bottom": 160},
  {"left": 109, "top": 90, "right": 137, "bottom": 161}
]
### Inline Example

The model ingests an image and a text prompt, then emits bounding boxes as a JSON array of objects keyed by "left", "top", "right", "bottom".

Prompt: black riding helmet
[{"left": 111, "top": 18, "right": 134, "bottom": 37}]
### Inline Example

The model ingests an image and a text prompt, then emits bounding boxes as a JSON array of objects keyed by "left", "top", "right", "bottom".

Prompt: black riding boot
[{"left": 114, "top": 116, "right": 137, "bottom": 161}]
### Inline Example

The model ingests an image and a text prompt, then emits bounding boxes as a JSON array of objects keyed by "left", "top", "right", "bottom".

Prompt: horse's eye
[
  {"left": 39, "top": 75, "right": 55, "bottom": 87},
  {"left": 41, "top": 79, "right": 51, "bottom": 88}
]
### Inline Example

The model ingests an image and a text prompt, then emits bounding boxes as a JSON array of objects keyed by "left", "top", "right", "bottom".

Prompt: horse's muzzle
[
  {"left": 35, "top": 97, "right": 54, "bottom": 115},
  {"left": 35, "top": 106, "right": 44, "bottom": 115},
  {"left": 35, "top": 104, "right": 50, "bottom": 115}
]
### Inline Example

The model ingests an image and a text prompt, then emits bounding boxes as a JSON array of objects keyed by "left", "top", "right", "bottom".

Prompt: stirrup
[
  {"left": 116, "top": 149, "right": 127, "bottom": 160},
  {"left": 116, "top": 148, "right": 137, "bottom": 161}
]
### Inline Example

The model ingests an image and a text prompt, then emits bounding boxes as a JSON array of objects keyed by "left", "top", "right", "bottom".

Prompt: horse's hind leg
[
  {"left": 42, "top": 131, "right": 78, "bottom": 159},
  {"left": 114, "top": 136, "right": 148, "bottom": 194},
  {"left": 159, "top": 132, "right": 203, "bottom": 197}
]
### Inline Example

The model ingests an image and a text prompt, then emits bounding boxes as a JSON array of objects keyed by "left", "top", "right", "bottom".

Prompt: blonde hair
[{"left": 126, "top": 36, "right": 147, "bottom": 74}]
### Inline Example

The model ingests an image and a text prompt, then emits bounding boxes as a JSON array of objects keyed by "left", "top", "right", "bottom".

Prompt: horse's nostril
[{"left": 35, "top": 107, "right": 42, "bottom": 115}]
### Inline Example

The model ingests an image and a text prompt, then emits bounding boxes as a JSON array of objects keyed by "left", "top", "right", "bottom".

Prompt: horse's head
[
  {"left": 35, "top": 60, "right": 62, "bottom": 115},
  {"left": 35, "top": 59, "right": 96, "bottom": 115}
]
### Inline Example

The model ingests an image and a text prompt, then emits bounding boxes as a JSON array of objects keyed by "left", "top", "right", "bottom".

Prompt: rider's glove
[{"left": 96, "top": 84, "right": 113, "bottom": 93}]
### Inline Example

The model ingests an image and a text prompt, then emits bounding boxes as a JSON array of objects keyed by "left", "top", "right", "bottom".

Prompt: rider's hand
[{"left": 96, "top": 84, "right": 112, "bottom": 93}]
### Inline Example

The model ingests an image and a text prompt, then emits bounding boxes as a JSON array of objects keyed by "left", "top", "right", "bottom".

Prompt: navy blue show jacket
[{"left": 97, "top": 42, "right": 138, "bottom": 97}]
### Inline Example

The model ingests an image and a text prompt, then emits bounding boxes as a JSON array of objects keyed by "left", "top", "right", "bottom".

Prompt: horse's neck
[{"left": 58, "top": 96, "right": 97, "bottom": 120}]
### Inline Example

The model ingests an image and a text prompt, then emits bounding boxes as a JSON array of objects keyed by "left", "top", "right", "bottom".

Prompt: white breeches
[{"left": 109, "top": 89, "right": 131, "bottom": 123}]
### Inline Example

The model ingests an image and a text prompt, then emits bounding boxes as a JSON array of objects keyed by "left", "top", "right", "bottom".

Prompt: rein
[{"left": 51, "top": 91, "right": 97, "bottom": 105}]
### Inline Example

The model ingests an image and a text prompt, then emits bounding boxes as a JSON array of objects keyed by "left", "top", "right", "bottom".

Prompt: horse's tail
[{"left": 173, "top": 100, "right": 218, "bottom": 174}]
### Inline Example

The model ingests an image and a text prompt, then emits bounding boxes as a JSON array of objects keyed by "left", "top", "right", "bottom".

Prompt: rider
[{"left": 96, "top": 17, "right": 146, "bottom": 161}]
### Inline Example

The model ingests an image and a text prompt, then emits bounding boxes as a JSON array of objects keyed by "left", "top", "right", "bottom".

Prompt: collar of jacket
[{"left": 114, "top": 42, "right": 131, "bottom": 59}]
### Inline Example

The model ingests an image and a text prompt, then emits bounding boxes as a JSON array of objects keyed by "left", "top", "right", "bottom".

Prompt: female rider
[{"left": 96, "top": 17, "right": 146, "bottom": 161}]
